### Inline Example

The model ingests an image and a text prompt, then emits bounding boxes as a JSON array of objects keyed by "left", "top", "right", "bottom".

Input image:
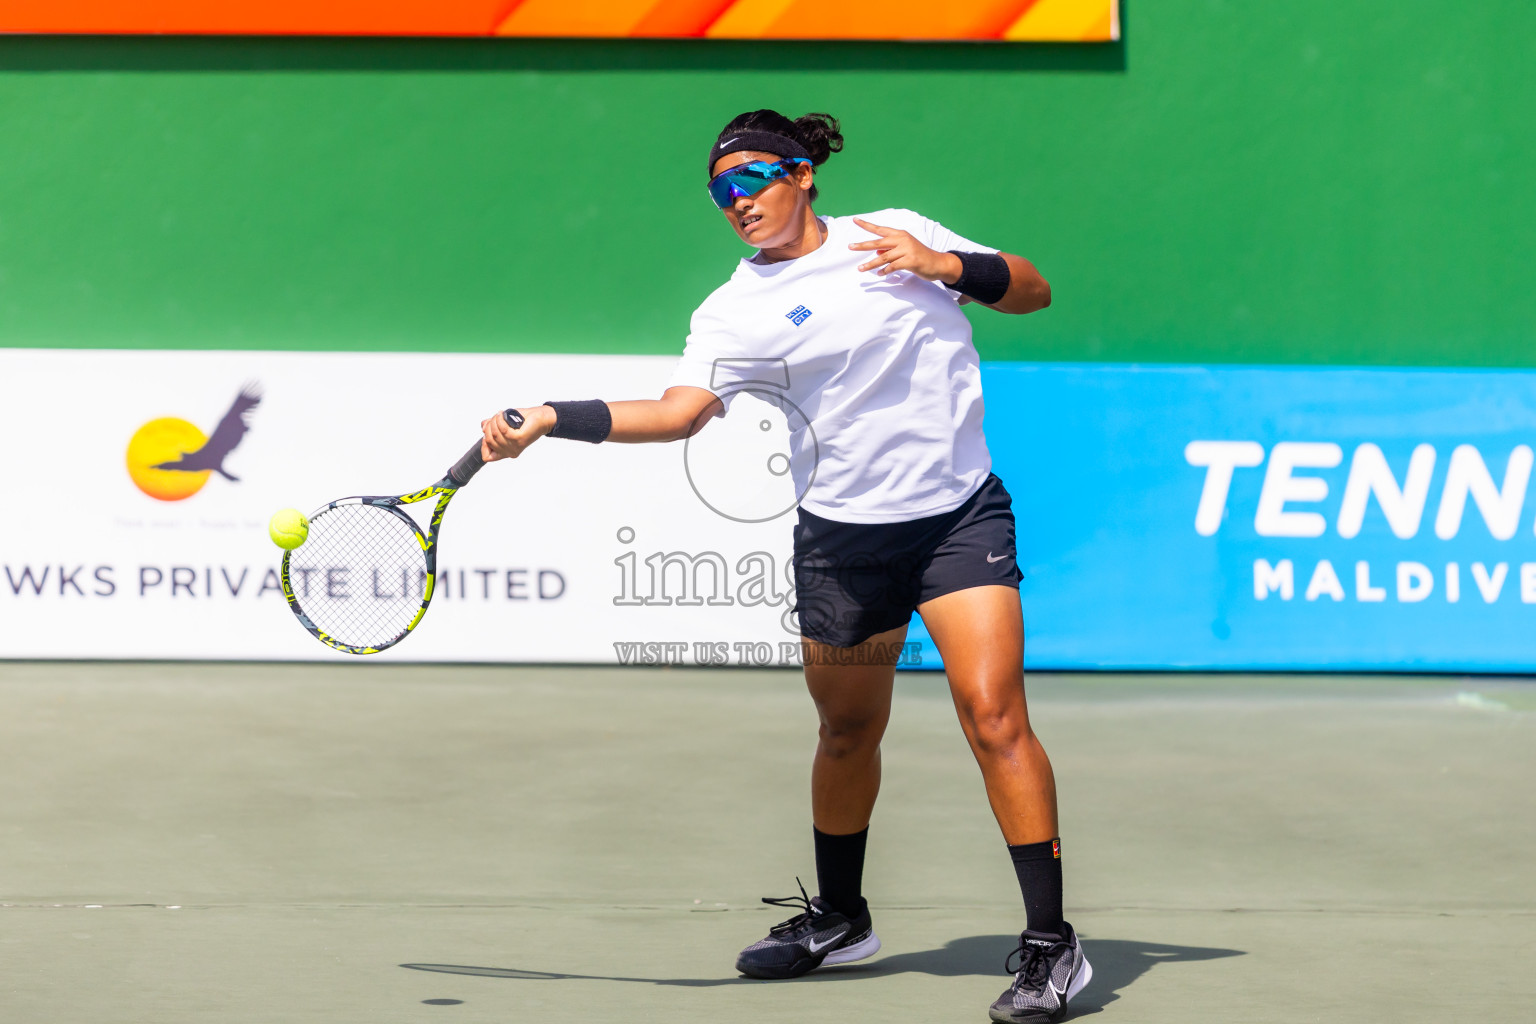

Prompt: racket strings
[{"left": 289, "top": 503, "right": 430, "bottom": 649}]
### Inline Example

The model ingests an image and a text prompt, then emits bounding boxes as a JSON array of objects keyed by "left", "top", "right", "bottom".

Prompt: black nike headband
[{"left": 707, "top": 130, "right": 811, "bottom": 175}]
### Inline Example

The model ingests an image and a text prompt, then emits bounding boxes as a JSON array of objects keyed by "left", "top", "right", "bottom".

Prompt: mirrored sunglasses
[{"left": 706, "top": 158, "right": 811, "bottom": 209}]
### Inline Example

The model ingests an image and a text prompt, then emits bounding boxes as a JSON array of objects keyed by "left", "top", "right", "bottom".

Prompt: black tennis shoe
[
  {"left": 735, "top": 879, "right": 881, "bottom": 979},
  {"left": 988, "top": 922, "right": 1092, "bottom": 1022}
]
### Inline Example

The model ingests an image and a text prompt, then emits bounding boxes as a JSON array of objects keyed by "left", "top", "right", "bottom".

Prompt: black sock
[
  {"left": 1008, "top": 838, "right": 1063, "bottom": 936},
  {"left": 813, "top": 826, "right": 868, "bottom": 917}
]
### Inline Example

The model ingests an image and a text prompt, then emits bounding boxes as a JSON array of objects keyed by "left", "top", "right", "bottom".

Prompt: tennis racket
[{"left": 281, "top": 409, "right": 524, "bottom": 655}]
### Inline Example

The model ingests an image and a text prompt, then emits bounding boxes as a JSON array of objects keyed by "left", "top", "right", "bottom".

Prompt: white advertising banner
[{"left": 0, "top": 349, "right": 806, "bottom": 664}]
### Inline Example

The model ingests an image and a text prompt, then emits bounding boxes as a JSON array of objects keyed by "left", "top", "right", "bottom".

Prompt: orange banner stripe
[
  {"left": 631, "top": 0, "right": 738, "bottom": 37},
  {"left": 703, "top": 0, "right": 798, "bottom": 38},
  {"left": 0, "top": 0, "right": 1115, "bottom": 38},
  {"left": 1085, "top": 5, "right": 1116, "bottom": 41},
  {"left": 497, "top": 0, "right": 661, "bottom": 37},
  {"left": 754, "top": 0, "right": 1039, "bottom": 41},
  {"left": 1003, "top": 0, "right": 1117, "bottom": 41},
  {"left": 0, "top": 0, "right": 510, "bottom": 34}
]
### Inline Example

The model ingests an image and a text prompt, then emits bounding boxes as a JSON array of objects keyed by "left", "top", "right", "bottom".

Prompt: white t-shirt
[{"left": 668, "top": 208, "right": 998, "bottom": 524}]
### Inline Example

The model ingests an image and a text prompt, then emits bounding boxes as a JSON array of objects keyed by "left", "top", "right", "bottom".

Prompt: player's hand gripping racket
[{"left": 281, "top": 409, "right": 524, "bottom": 655}]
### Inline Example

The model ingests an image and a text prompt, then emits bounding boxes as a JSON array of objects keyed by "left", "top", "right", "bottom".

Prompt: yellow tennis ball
[{"left": 268, "top": 508, "right": 309, "bottom": 550}]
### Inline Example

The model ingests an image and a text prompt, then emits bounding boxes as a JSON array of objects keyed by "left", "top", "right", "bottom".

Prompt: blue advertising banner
[{"left": 906, "top": 363, "right": 1536, "bottom": 673}]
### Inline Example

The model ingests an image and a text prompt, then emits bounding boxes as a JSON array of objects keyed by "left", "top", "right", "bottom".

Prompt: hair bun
[
  {"left": 712, "top": 109, "right": 843, "bottom": 202},
  {"left": 717, "top": 109, "right": 844, "bottom": 167},
  {"left": 791, "top": 113, "right": 843, "bottom": 166}
]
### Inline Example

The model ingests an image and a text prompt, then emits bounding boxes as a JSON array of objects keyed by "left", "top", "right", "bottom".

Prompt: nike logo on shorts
[{"left": 986, "top": 552, "right": 1008, "bottom": 563}]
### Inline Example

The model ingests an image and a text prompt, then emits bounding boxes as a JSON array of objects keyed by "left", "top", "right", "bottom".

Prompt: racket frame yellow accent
[{"left": 280, "top": 482, "right": 459, "bottom": 656}]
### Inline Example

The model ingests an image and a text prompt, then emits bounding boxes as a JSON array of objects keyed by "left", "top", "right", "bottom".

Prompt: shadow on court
[{"left": 401, "top": 934, "right": 1243, "bottom": 1004}]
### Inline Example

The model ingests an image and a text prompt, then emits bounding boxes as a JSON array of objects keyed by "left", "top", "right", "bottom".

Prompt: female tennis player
[{"left": 479, "top": 110, "right": 1088, "bottom": 1023}]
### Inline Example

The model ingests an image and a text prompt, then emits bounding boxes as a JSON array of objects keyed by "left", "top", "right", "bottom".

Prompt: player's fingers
[
  {"left": 486, "top": 414, "right": 518, "bottom": 456},
  {"left": 847, "top": 238, "right": 892, "bottom": 251},
  {"left": 855, "top": 224, "right": 909, "bottom": 248},
  {"left": 851, "top": 217, "right": 894, "bottom": 236},
  {"left": 856, "top": 248, "right": 897, "bottom": 271},
  {"left": 858, "top": 248, "right": 903, "bottom": 273},
  {"left": 503, "top": 426, "right": 527, "bottom": 458}
]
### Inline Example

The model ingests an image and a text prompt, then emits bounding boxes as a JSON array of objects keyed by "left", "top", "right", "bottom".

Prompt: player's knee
[
  {"left": 963, "top": 697, "right": 1027, "bottom": 759},
  {"left": 817, "top": 714, "right": 883, "bottom": 759}
]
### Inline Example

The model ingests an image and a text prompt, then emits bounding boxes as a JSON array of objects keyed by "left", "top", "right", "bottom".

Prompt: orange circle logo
[{"left": 126, "top": 417, "right": 212, "bottom": 501}]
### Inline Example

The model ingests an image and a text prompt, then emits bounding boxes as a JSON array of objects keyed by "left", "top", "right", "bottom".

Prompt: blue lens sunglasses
[{"left": 706, "top": 158, "right": 811, "bottom": 209}]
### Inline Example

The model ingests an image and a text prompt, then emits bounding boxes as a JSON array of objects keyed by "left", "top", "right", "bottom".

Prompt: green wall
[{"left": 0, "top": 2, "right": 1531, "bottom": 365}]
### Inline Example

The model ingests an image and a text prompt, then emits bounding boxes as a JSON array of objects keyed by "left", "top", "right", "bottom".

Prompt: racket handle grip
[{"left": 447, "top": 408, "right": 525, "bottom": 487}]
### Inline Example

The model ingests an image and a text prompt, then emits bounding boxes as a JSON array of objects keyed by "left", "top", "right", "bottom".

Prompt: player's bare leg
[
  {"left": 919, "top": 585, "right": 1088, "bottom": 1022},
  {"left": 733, "top": 627, "right": 904, "bottom": 979},
  {"left": 919, "top": 585, "right": 1056, "bottom": 843},
  {"left": 802, "top": 623, "right": 907, "bottom": 834}
]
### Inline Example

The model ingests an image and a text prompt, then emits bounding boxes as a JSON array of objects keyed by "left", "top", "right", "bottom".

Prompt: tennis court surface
[{"left": 1, "top": 662, "right": 1530, "bottom": 1023}]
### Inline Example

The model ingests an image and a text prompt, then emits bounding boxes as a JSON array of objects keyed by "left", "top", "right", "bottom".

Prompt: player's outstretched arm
[
  {"left": 607, "top": 387, "right": 723, "bottom": 443},
  {"left": 480, "top": 386, "right": 720, "bottom": 460}
]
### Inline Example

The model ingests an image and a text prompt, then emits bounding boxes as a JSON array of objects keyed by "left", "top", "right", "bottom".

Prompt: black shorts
[{"left": 792, "top": 473, "right": 1023, "bottom": 648}]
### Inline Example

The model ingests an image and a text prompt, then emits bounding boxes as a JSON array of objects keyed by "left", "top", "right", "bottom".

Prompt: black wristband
[
  {"left": 947, "top": 250, "right": 1010, "bottom": 305},
  {"left": 543, "top": 399, "right": 612, "bottom": 444}
]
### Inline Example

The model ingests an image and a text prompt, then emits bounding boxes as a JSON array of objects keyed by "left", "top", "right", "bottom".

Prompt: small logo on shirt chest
[{"left": 785, "top": 305, "right": 813, "bottom": 327}]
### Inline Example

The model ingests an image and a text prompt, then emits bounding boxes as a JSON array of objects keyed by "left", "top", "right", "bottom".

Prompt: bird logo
[{"left": 125, "top": 383, "right": 262, "bottom": 502}]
